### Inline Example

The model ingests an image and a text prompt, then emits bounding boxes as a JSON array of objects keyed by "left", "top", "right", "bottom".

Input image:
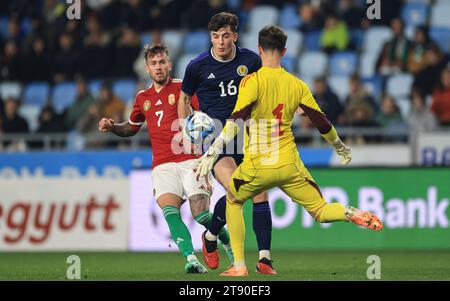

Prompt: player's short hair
[
  {"left": 208, "top": 12, "right": 239, "bottom": 32},
  {"left": 143, "top": 43, "right": 169, "bottom": 62},
  {"left": 258, "top": 25, "right": 287, "bottom": 53}
]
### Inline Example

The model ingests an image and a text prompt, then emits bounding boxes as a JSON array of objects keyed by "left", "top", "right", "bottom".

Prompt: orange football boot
[
  {"left": 220, "top": 266, "right": 248, "bottom": 277},
  {"left": 345, "top": 206, "right": 383, "bottom": 231},
  {"left": 201, "top": 231, "right": 219, "bottom": 269},
  {"left": 256, "top": 258, "right": 278, "bottom": 275}
]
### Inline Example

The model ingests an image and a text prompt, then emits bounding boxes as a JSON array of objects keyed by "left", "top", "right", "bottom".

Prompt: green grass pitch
[{"left": 1, "top": 250, "right": 449, "bottom": 280}]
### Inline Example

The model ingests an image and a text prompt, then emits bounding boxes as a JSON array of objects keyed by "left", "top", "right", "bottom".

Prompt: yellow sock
[
  {"left": 315, "top": 203, "right": 346, "bottom": 223},
  {"left": 225, "top": 195, "right": 246, "bottom": 265}
]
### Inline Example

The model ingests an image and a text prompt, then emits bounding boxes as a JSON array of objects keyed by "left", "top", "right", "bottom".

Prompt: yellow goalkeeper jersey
[{"left": 230, "top": 66, "right": 324, "bottom": 169}]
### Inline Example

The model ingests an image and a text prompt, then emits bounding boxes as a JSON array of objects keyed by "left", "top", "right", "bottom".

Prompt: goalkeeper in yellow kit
[{"left": 196, "top": 25, "right": 383, "bottom": 277}]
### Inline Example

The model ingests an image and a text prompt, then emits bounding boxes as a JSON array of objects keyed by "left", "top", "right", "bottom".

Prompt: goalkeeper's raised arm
[{"left": 299, "top": 96, "right": 352, "bottom": 165}]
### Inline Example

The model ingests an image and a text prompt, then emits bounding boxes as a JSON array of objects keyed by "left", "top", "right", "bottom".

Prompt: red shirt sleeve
[
  {"left": 129, "top": 93, "right": 145, "bottom": 131},
  {"left": 191, "top": 93, "right": 200, "bottom": 111}
]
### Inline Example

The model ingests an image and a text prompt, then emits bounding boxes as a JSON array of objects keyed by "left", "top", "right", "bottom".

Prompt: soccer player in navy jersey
[{"left": 178, "top": 12, "right": 276, "bottom": 274}]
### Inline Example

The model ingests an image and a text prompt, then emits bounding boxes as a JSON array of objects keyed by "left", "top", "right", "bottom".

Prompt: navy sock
[
  {"left": 253, "top": 201, "right": 272, "bottom": 251},
  {"left": 209, "top": 195, "right": 227, "bottom": 236}
]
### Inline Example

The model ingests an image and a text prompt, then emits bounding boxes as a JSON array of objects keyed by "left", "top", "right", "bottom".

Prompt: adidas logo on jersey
[
  {"left": 176, "top": 237, "right": 184, "bottom": 244},
  {"left": 207, "top": 73, "right": 215, "bottom": 79},
  {"left": 155, "top": 99, "right": 162, "bottom": 106}
]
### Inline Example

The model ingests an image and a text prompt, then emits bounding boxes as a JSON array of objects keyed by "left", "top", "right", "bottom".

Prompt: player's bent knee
[
  {"left": 252, "top": 191, "right": 268, "bottom": 203},
  {"left": 188, "top": 193, "right": 210, "bottom": 217},
  {"left": 156, "top": 193, "right": 183, "bottom": 209},
  {"left": 226, "top": 191, "right": 244, "bottom": 205}
]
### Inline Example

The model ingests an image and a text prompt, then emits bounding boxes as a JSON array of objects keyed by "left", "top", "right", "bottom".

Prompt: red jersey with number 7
[{"left": 128, "top": 78, "right": 199, "bottom": 168}]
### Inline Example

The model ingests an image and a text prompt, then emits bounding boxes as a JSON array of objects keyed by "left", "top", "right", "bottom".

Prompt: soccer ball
[{"left": 183, "top": 111, "right": 216, "bottom": 145}]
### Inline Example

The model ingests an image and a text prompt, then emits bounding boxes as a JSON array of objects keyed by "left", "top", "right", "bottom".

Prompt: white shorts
[{"left": 152, "top": 159, "right": 213, "bottom": 200}]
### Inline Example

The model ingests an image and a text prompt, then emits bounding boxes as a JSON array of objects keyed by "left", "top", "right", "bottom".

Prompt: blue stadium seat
[
  {"left": 401, "top": 2, "right": 428, "bottom": 27},
  {"left": 430, "top": 27, "right": 450, "bottom": 54},
  {"left": 285, "top": 30, "right": 303, "bottom": 56},
  {"left": 240, "top": 32, "right": 259, "bottom": 53},
  {"left": 363, "top": 26, "right": 393, "bottom": 56},
  {"left": 20, "top": 17, "right": 32, "bottom": 35},
  {"left": 227, "top": 0, "right": 241, "bottom": 10},
  {"left": 359, "top": 52, "right": 379, "bottom": 77},
  {"left": 431, "top": 3, "right": 450, "bottom": 27},
  {"left": 387, "top": 74, "right": 414, "bottom": 98},
  {"left": 304, "top": 30, "right": 321, "bottom": 51},
  {"left": 350, "top": 30, "right": 364, "bottom": 50},
  {"left": 19, "top": 104, "right": 41, "bottom": 132},
  {"left": 280, "top": 4, "right": 302, "bottom": 30},
  {"left": 0, "top": 82, "right": 22, "bottom": 99},
  {"left": 247, "top": 5, "right": 279, "bottom": 32},
  {"left": 362, "top": 76, "right": 384, "bottom": 101},
  {"left": 0, "top": 16, "right": 8, "bottom": 38},
  {"left": 88, "top": 80, "right": 103, "bottom": 98},
  {"left": 281, "top": 55, "right": 296, "bottom": 73},
  {"left": 328, "top": 76, "right": 350, "bottom": 103},
  {"left": 184, "top": 31, "right": 210, "bottom": 55},
  {"left": 52, "top": 82, "right": 77, "bottom": 113},
  {"left": 329, "top": 52, "right": 358, "bottom": 76},
  {"left": 396, "top": 97, "right": 412, "bottom": 119},
  {"left": 113, "top": 79, "right": 137, "bottom": 104},
  {"left": 23, "top": 82, "right": 50, "bottom": 107},
  {"left": 298, "top": 51, "right": 328, "bottom": 78},
  {"left": 140, "top": 32, "right": 152, "bottom": 47},
  {"left": 175, "top": 54, "right": 197, "bottom": 79},
  {"left": 162, "top": 30, "right": 184, "bottom": 57}
]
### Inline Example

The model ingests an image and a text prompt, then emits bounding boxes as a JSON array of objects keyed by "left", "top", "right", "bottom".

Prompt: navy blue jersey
[{"left": 182, "top": 46, "right": 262, "bottom": 126}]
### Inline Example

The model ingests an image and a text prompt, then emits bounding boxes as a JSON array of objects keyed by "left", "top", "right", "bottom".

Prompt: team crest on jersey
[
  {"left": 237, "top": 65, "right": 248, "bottom": 76},
  {"left": 168, "top": 94, "right": 175, "bottom": 105},
  {"left": 143, "top": 100, "right": 151, "bottom": 111}
]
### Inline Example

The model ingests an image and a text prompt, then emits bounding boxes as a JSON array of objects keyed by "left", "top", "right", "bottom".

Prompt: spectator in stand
[
  {"left": 376, "top": 95, "right": 405, "bottom": 129},
  {"left": 337, "top": 0, "right": 365, "bottom": 29},
  {"left": 377, "top": 18, "right": 411, "bottom": 75},
  {"left": 112, "top": 26, "right": 141, "bottom": 78},
  {"left": 343, "top": 74, "right": 378, "bottom": 125},
  {"left": 298, "top": 3, "right": 324, "bottom": 32},
  {"left": 78, "top": 13, "right": 112, "bottom": 79},
  {"left": 0, "top": 98, "right": 29, "bottom": 134},
  {"left": 64, "top": 76, "right": 95, "bottom": 131},
  {"left": 313, "top": 76, "right": 343, "bottom": 125},
  {"left": 408, "top": 26, "right": 439, "bottom": 75},
  {"left": 52, "top": 32, "right": 79, "bottom": 83},
  {"left": 408, "top": 89, "right": 437, "bottom": 133},
  {"left": 77, "top": 81, "right": 125, "bottom": 134},
  {"left": 183, "top": 0, "right": 228, "bottom": 30},
  {"left": 320, "top": 14, "right": 349, "bottom": 54},
  {"left": 119, "top": 0, "right": 153, "bottom": 32},
  {"left": 37, "top": 105, "right": 65, "bottom": 133},
  {"left": 21, "top": 36, "right": 51, "bottom": 82},
  {"left": 0, "top": 40, "right": 22, "bottom": 81},
  {"left": 431, "top": 67, "right": 450, "bottom": 127},
  {"left": 413, "top": 45, "right": 447, "bottom": 96}
]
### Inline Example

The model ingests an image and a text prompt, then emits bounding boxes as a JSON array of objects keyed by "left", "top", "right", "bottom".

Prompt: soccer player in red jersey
[{"left": 98, "top": 44, "right": 233, "bottom": 274}]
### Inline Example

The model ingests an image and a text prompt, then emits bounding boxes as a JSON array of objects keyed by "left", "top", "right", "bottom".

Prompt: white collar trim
[{"left": 210, "top": 45, "right": 236, "bottom": 63}]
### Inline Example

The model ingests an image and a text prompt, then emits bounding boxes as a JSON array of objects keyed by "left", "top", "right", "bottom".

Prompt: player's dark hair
[
  {"left": 144, "top": 43, "right": 169, "bottom": 62},
  {"left": 258, "top": 25, "right": 287, "bottom": 53},
  {"left": 208, "top": 12, "right": 239, "bottom": 32}
]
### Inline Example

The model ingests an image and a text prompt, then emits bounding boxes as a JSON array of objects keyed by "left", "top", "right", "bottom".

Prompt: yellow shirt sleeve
[
  {"left": 298, "top": 80, "right": 323, "bottom": 113},
  {"left": 232, "top": 73, "right": 259, "bottom": 115}
]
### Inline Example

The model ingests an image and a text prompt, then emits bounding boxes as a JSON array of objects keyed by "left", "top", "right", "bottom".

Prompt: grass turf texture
[{"left": 1, "top": 250, "right": 449, "bottom": 280}]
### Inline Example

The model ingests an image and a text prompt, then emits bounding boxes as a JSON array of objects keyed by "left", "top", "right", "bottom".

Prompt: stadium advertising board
[
  {"left": 129, "top": 168, "right": 450, "bottom": 251},
  {"left": 417, "top": 133, "right": 450, "bottom": 166},
  {"left": 0, "top": 178, "right": 128, "bottom": 250}
]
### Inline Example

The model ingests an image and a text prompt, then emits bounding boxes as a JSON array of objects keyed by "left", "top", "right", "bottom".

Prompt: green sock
[
  {"left": 162, "top": 206, "right": 195, "bottom": 258},
  {"left": 194, "top": 210, "right": 231, "bottom": 245}
]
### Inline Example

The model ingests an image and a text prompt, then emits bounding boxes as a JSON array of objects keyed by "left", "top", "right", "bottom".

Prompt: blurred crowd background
[{"left": 0, "top": 0, "right": 449, "bottom": 151}]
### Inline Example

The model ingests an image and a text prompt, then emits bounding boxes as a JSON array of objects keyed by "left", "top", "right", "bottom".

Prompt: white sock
[
  {"left": 205, "top": 230, "right": 217, "bottom": 241},
  {"left": 222, "top": 244, "right": 231, "bottom": 252},
  {"left": 234, "top": 260, "right": 246, "bottom": 268},
  {"left": 259, "top": 250, "right": 271, "bottom": 260},
  {"left": 187, "top": 254, "right": 197, "bottom": 262}
]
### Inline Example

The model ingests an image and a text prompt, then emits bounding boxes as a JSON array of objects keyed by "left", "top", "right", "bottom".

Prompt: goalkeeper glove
[
  {"left": 196, "top": 144, "right": 221, "bottom": 178},
  {"left": 332, "top": 138, "right": 352, "bottom": 165}
]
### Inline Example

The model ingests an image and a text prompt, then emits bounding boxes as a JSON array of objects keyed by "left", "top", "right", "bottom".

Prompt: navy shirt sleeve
[{"left": 181, "top": 61, "right": 200, "bottom": 96}]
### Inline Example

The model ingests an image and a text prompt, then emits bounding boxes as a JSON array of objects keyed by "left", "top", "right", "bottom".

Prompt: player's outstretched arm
[
  {"left": 178, "top": 91, "right": 193, "bottom": 120},
  {"left": 98, "top": 118, "right": 139, "bottom": 137},
  {"left": 299, "top": 105, "right": 352, "bottom": 165}
]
